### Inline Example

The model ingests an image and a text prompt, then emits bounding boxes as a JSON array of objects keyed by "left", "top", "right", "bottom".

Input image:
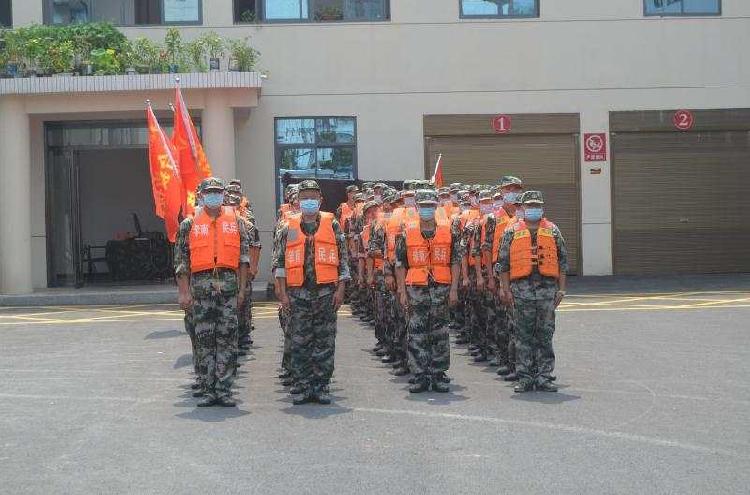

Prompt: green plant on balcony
[
  {"left": 164, "top": 27, "right": 185, "bottom": 73},
  {"left": 90, "top": 47, "right": 121, "bottom": 75},
  {"left": 131, "top": 36, "right": 160, "bottom": 74},
  {"left": 227, "top": 37, "right": 259, "bottom": 72},
  {"left": 198, "top": 31, "right": 225, "bottom": 71},
  {"left": 47, "top": 40, "right": 75, "bottom": 74},
  {"left": 186, "top": 38, "right": 208, "bottom": 72}
]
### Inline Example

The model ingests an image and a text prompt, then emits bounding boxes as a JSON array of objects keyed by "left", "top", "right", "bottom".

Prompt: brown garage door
[
  {"left": 611, "top": 109, "right": 750, "bottom": 275},
  {"left": 424, "top": 114, "right": 581, "bottom": 274}
]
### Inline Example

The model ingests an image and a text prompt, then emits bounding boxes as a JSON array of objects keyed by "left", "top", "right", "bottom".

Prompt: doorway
[{"left": 45, "top": 121, "right": 175, "bottom": 288}]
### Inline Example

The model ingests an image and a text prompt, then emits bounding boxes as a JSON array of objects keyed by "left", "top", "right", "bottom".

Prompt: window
[
  {"left": 44, "top": 0, "right": 202, "bottom": 26},
  {"left": 644, "top": 0, "right": 720, "bottom": 16},
  {"left": 256, "top": 0, "right": 388, "bottom": 22},
  {"left": 460, "top": 0, "right": 539, "bottom": 18},
  {"left": 234, "top": 0, "right": 258, "bottom": 23},
  {"left": 275, "top": 117, "right": 357, "bottom": 199},
  {"left": 1, "top": 0, "right": 11, "bottom": 27}
]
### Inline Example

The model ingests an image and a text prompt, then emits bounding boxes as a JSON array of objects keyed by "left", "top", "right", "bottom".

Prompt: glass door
[{"left": 46, "top": 148, "right": 83, "bottom": 288}]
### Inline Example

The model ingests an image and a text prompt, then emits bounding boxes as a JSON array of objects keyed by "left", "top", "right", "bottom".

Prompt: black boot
[
  {"left": 496, "top": 365, "right": 511, "bottom": 376},
  {"left": 503, "top": 372, "right": 518, "bottom": 382},
  {"left": 409, "top": 376, "right": 430, "bottom": 394}
]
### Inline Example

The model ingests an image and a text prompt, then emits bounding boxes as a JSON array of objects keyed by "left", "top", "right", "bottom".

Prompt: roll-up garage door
[
  {"left": 424, "top": 114, "right": 581, "bottom": 275},
  {"left": 611, "top": 109, "right": 750, "bottom": 275}
]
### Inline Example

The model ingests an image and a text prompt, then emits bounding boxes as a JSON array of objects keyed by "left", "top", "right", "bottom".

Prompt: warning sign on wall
[
  {"left": 491, "top": 115, "right": 512, "bottom": 134},
  {"left": 584, "top": 133, "right": 608, "bottom": 162}
]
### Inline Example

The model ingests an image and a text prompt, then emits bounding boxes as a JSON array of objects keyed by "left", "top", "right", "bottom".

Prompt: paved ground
[{"left": 1, "top": 278, "right": 749, "bottom": 494}]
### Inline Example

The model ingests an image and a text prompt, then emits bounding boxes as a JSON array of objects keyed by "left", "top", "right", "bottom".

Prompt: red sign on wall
[
  {"left": 491, "top": 115, "right": 512, "bottom": 134},
  {"left": 673, "top": 110, "right": 695, "bottom": 131},
  {"left": 584, "top": 133, "right": 608, "bottom": 162}
]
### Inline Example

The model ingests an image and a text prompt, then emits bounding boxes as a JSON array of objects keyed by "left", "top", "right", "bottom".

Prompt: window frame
[
  {"left": 0, "top": 0, "right": 11, "bottom": 27},
  {"left": 459, "top": 0, "right": 540, "bottom": 19},
  {"left": 274, "top": 116, "right": 359, "bottom": 203},
  {"left": 251, "top": 0, "right": 390, "bottom": 24},
  {"left": 42, "top": 0, "right": 204, "bottom": 27},
  {"left": 643, "top": 0, "right": 721, "bottom": 17}
]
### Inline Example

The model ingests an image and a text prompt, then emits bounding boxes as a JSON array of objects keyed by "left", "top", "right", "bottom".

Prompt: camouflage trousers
[
  {"left": 288, "top": 288, "right": 338, "bottom": 391},
  {"left": 279, "top": 305, "right": 292, "bottom": 372},
  {"left": 455, "top": 283, "right": 468, "bottom": 334},
  {"left": 467, "top": 273, "right": 488, "bottom": 352},
  {"left": 484, "top": 293, "right": 512, "bottom": 367},
  {"left": 183, "top": 310, "right": 200, "bottom": 382},
  {"left": 238, "top": 282, "right": 253, "bottom": 345},
  {"left": 192, "top": 291, "right": 238, "bottom": 400},
  {"left": 374, "top": 275, "right": 388, "bottom": 346},
  {"left": 406, "top": 284, "right": 451, "bottom": 377},
  {"left": 513, "top": 296, "right": 556, "bottom": 385}
]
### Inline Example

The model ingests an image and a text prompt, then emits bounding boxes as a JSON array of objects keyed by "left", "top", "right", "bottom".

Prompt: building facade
[{"left": 1, "top": 0, "right": 749, "bottom": 294}]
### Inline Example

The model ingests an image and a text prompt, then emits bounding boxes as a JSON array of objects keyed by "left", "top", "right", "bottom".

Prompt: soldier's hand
[
  {"left": 462, "top": 277, "right": 470, "bottom": 289},
  {"left": 178, "top": 291, "right": 192, "bottom": 311},
  {"left": 399, "top": 290, "right": 408, "bottom": 310},
  {"left": 237, "top": 290, "right": 246, "bottom": 308},
  {"left": 554, "top": 290, "right": 565, "bottom": 308},
  {"left": 279, "top": 293, "right": 291, "bottom": 311},
  {"left": 487, "top": 276, "right": 496, "bottom": 292},
  {"left": 476, "top": 276, "right": 485, "bottom": 291},
  {"left": 449, "top": 286, "right": 459, "bottom": 307},
  {"left": 333, "top": 284, "right": 346, "bottom": 311},
  {"left": 385, "top": 275, "right": 395, "bottom": 291},
  {"left": 503, "top": 289, "right": 514, "bottom": 308}
]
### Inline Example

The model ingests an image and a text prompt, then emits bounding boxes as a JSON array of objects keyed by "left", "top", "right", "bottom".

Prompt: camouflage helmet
[
  {"left": 298, "top": 179, "right": 321, "bottom": 192},
  {"left": 353, "top": 192, "right": 365, "bottom": 202},
  {"left": 437, "top": 187, "right": 451, "bottom": 197},
  {"left": 478, "top": 189, "right": 494, "bottom": 201},
  {"left": 202, "top": 177, "right": 225, "bottom": 192},
  {"left": 402, "top": 180, "right": 419, "bottom": 191},
  {"left": 374, "top": 182, "right": 387, "bottom": 190},
  {"left": 363, "top": 200, "right": 379, "bottom": 213},
  {"left": 383, "top": 190, "right": 400, "bottom": 204},
  {"left": 415, "top": 189, "right": 438, "bottom": 205},
  {"left": 346, "top": 184, "right": 360, "bottom": 194},
  {"left": 226, "top": 183, "right": 242, "bottom": 194},
  {"left": 521, "top": 190, "right": 544, "bottom": 205},
  {"left": 449, "top": 182, "right": 462, "bottom": 192},
  {"left": 228, "top": 179, "right": 242, "bottom": 188},
  {"left": 361, "top": 181, "right": 375, "bottom": 190},
  {"left": 500, "top": 175, "right": 523, "bottom": 188}
]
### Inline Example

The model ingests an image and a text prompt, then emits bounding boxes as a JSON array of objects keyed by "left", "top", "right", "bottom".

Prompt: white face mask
[{"left": 403, "top": 196, "right": 416, "bottom": 207}]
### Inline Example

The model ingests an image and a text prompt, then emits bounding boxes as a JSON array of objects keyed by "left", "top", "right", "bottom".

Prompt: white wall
[{"left": 12, "top": 0, "right": 750, "bottom": 283}]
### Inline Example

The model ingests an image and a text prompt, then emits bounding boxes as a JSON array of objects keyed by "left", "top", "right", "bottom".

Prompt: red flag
[
  {"left": 431, "top": 153, "right": 444, "bottom": 188},
  {"left": 173, "top": 84, "right": 212, "bottom": 216},
  {"left": 147, "top": 103, "right": 183, "bottom": 242}
]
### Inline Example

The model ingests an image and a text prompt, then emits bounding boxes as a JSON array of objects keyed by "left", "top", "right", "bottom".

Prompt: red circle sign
[
  {"left": 492, "top": 115, "right": 512, "bottom": 134},
  {"left": 673, "top": 110, "right": 694, "bottom": 131},
  {"left": 585, "top": 134, "right": 605, "bottom": 153}
]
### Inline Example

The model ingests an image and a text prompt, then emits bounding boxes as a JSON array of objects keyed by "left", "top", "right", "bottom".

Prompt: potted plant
[
  {"left": 316, "top": 6, "right": 343, "bottom": 21},
  {"left": 90, "top": 48, "right": 121, "bottom": 75},
  {"left": 2, "top": 29, "right": 24, "bottom": 77},
  {"left": 199, "top": 31, "right": 225, "bottom": 71},
  {"left": 132, "top": 37, "right": 159, "bottom": 74},
  {"left": 186, "top": 38, "right": 208, "bottom": 72},
  {"left": 118, "top": 39, "right": 137, "bottom": 75},
  {"left": 22, "top": 35, "right": 47, "bottom": 77},
  {"left": 72, "top": 31, "right": 93, "bottom": 75},
  {"left": 164, "top": 27, "right": 184, "bottom": 73},
  {"left": 227, "top": 37, "right": 259, "bottom": 72},
  {"left": 49, "top": 40, "right": 75, "bottom": 76}
]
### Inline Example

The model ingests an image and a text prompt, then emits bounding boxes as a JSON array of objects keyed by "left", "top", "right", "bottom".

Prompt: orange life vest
[
  {"left": 462, "top": 210, "right": 481, "bottom": 268},
  {"left": 363, "top": 222, "right": 385, "bottom": 272},
  {"left": 339, "top": 202, "right": 354, "bottom": 227},
  {"left": 189, "top": 207, "right": 241, "bottom": 274},
  {"left": 404, "top": 219, "right": 453, "bottom": 286},
  {"left": 509, "top": 219, "right": 560, "bottom": 280},
  {"left": 284, "top": 212, "right": 339, "bottom": 287},
  {"left": 481, "top": 210, "right": 511, "bottom": 265}
]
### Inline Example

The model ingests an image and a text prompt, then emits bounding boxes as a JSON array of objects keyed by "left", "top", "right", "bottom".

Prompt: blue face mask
[
  {"left": 418, "top": 206, "right": 436, "bottom": 220},
  {"left": 203, "top": 192, "right": 224, "bottom": 209},
  {"left": 524, "top": 207, "right": 543, "bottom": 222},
  {"left": 503, "top": 192, "right": 520, "bottom": 204},
  {"left": 300, "top": 199, "right": 320, "bottom": 215}
]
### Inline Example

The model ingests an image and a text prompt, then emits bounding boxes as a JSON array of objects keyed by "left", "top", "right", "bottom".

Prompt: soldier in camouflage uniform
[
  {"left": 184, "top": 180, "right": 207, "bottom": 392},
  {"left": 225, "top": 182, "right": 262, "bottom": 355},
  {"left": 274, "top": 180, "right": 350, "bottom": 405},
  {"left": 497, "top": 191, "right": 568, "bottom": 393},
  {"left": 175, "top": 178, "right": 251, "bottom": 407},
  {"left": 395, "top": 189, "right": 462, "bottom": 393},
  {"left": 468, "top": 189, "right": 497, "bottom": 363},
  {"left": 274, "top": 186, "right": 299, "bottom": 387}
]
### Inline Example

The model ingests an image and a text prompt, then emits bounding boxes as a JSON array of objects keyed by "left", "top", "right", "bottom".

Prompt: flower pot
[
  {"left": 126, "top": 67, "right": 136, "bottom": 75},
  {"left": 53, "top": 72, "right": 74, "bottom": 77},
  {"left": 80, "top": 63, "right": 94, "bottom": 76},
  {"left": 135, "top": 65, "right": 150, "bottom": 74},
  {"left": 228, "top": 59, "right": 240, "bottom": 72},
  {"left": 209, "top": 57, "right": 221, "bottom": 71},
  {"left": 6, "top": 63, "right": 19, "bottom": 78},
  {"left": 168, "top": 64, "right": 180, "bottom": 74}
]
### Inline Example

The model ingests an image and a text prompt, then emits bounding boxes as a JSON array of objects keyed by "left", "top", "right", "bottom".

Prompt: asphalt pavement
[{"left": 1, "top": 278, "right": 749, "bottom": 494}]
